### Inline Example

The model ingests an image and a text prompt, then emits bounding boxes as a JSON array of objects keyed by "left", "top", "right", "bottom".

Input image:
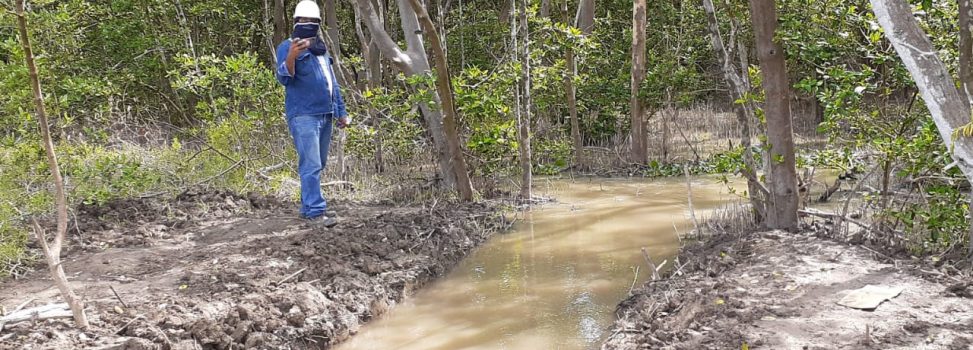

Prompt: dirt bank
[
  {"left": 603, "top": 230, "right": 973, "bottom": 350},
  {"left": 0, "top": 192, "right": 505, "bottom": 349}
]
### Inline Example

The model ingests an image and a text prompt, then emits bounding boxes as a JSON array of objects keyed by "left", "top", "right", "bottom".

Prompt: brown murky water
[{"left": 337, "top": 177, "right": 741, "bottom": 350}]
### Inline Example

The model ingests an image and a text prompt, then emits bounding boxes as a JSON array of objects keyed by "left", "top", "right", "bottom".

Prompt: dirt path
[
  {"left": 603, "top": 231, "right": 973, "bottom": 350},
  {"left": 0, "top": 192, "right": 504, "bottom": 349}
]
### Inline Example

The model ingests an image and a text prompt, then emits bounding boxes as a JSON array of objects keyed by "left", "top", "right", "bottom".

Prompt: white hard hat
[{"left": 293, "top": 1, "right": 321, "bottom": 19}]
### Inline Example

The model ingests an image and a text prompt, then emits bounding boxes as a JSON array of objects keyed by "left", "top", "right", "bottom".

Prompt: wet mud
[
  {"left": 1, "top": 193, "right": 504, "bottom": 349},
  {"left": 603, "top": 231, "right": 973, "bottom": 350}
]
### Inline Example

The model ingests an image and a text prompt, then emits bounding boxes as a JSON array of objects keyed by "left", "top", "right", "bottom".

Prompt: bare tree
[
  {"left": 272, "top": 0, "right": 289, "bottom": 45},
  {"left": 355, "top": 0, "right": 460, "bottom": 189},
  {"left": 540, "top": 0, "right": 552, "bottom": 18},
  {"left": 576, "top": 0, "right": 595, "bottom": 33},
  {"left": 702, "top": 0, "right": 768, "bottom": 218},
  {"left": 961, "top": 0, "right": 973, "bottom": 104},
  {"left": 352, "top": 0, "right": 386, "bottom": 172},
  {"left": 404, "top": 0, "right": 475, "bottom": 201},
  {"left": 630, "top": 0, "right": 648, "bottom": 164},
  {"left": 749, "top": 0, "right": 799, "bottom": 231},
  {"left": 565, "top": 0, "right": 594, "bottom": 168},
  {"left": 321, "top": 0, "right": 349, "bottom": 179},
  {"left": 14, "top": 0, "right": 89, "bottom": 329},
  {"left": 325, "top": 0, "right": 342, "bottom": 61},
  {"left": 515, "top": 0, "right": 533, "bottom": 199}
]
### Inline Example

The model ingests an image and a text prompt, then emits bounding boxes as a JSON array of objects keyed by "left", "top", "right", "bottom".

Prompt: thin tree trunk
[
  {"left": 356, "top": 0, "right": 457, "bottom": 187},
  {"left": 564, "top": 0, "right": 582, "bottom": 168},
  {"left": 576, "top": 0, "right": 595, "bottom": 34},
  {"left": 500, "top": 0, "right": 512, "bottom": 24},
  {"left": 405, "top": 0, "right": 475, "bottom": 201},
  {"left": 630, "top": 0, "right": 647, "bottom": 164},
  {"left": 540, "top": 0, "right": 552, "bottom": 18},
  {"left": 15, "top": 0, "right": 89, "bottom": 329},
  {"left": 702, "top": 0, "right": 768, "bottom": 218},
  {"left": 517, "top": 0, "right": 533, "bottom": 199},
  {"left": 961, "top": 0, "right": 973, "bottom": 104},
  {"left": 662, "top": 100, "right": 672, "bottom": 164},
  {"left": 969, "top": 189, "right": 973, "bottom": 260},
  {"left": 750, "top": 0, "right": 799, "bottom": 231},
  {"left": 353, "top": 2, "right": 386, "bottom": 172},
  {"left": 325, "top": 0, "right": 342, "bottom": 59},
  {"left": 272, "top": 0, "right": 289, "bottom": 45},
  {"left": 321, "top": 0, "right": 348, "bottom": 179}
]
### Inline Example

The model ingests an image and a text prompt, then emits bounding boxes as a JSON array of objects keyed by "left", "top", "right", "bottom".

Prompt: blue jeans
[{"left": 287, "top": 114, "right": 334, "bottom": 218}]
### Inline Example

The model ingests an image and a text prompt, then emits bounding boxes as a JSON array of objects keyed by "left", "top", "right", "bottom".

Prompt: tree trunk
[
  {"left": 321, "top": 0, "right": 347, "bottom": 179},
  {"left": 272, "top": 0, "right": 289, "bottom": 45},
  {"left": 564, "top": 0, "right": 583, "bottom": 168},
  {"left": 15, "top": 0, "right": 89, "bottom": 329},
  {"left": 325, "top": 0, "right": 342, "bottom": 59},
  {"left": 662, "top": 102, "right": 672, "bottom": 164},
  {"left": 576, "top": 0, "right": 595, "bottom": 34},
  {"left": 356, "top": 0, "right": 457, "bottom": 187},
  {"left": 749, "top": 0, "right": 799, "bottom": 231},
  {"left": 568, "top": 0, "right": 594, "bottom": 168},
  {"left": 564, "top": 47, "right": 584, "bottom": 169},
  {"left": 405, "top": 0, "right": 476, "bottom": 201},
  {"left": 353, "top": 1, "right": 386, "bottom": 172},
  {"left": 630, "top": 0, "right": 647, "bottom": 164},
  {"left": 701, "top": 0, "right": 768, "bottom": 218},
  {"left": 540, "top": 0, "right": 552, "bottom": 18},
  {"left": 500, "top": 0, "right": 512, "bottom": 24},
  {"left": 517, "top": 0, "right": 533, "bottom": 199},
  {"left": 960, "top": 0, "right": 973, "bottom": 104}
]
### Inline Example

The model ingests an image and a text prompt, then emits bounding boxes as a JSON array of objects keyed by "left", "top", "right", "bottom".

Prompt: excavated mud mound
[
  {"left": 1, "top": 195, "right": 504, "bottom": 350},
  {"left": 603, "top": 232, "right": 973, "bottom": 350},
  {"left": 67, "top": 191, "right": 287, "bottom": 250}
]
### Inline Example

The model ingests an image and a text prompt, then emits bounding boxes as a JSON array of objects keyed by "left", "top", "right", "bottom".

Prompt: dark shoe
[
  {"left": 306, "top": 215, "right": 338, "bottom": 228},
  {"left": 299, "top": 210, "right": 337, "bottom": 220}
]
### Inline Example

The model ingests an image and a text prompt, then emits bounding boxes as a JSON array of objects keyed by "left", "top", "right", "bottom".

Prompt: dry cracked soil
[{"left": 0, "top": 191, "right": 504, "bottom": 349}]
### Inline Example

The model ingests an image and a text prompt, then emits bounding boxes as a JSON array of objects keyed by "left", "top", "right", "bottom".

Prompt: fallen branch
[
  {"left": 110, "top": 285, "right": 128, "bottom": 309},
  {"left": 628, "top": 265, "right": 641, "bottom": 294},
  {"left": 0, "top": 303, "right": 72, "bottom": 326},
  {"left": 641, "top": 247, "right": 661, "bottom": 281},
  {"left": 322, "top": 180, "right": 355, "bottom": 189},
  {"left": 276, "top": 267, "right": 307, "bottom": 286},
  {"left": 114, "top": 315, "right": 144, "bottom": 335},
  {"left": 255, "top": 162, "right": 287, "bottom": 182},
  {"left": 799, "top": 209, "right": 872, "bottom": 230},
  {"left": 818, "top": 178, "right": 843, "bottom": 202},
  {"left": 0, "top": 298, "right": 35, "bottom": 331}
]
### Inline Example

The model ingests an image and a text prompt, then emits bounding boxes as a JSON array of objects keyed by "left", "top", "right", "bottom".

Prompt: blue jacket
[{"left": 275, "top": 40, "right": 348, "bottom": 119}]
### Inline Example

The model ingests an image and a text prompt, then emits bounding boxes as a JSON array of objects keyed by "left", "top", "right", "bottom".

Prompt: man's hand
[
  {"left": 285, "top": 39, "right": 310, "bottom": 76},
  {"left": 337, "top": 116, "right": 351, "bottom": 129},
  {"left": 288, "top": 38, "right": 310, "bottom": 59}
]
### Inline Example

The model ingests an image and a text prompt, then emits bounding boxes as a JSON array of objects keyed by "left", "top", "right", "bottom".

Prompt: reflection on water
[{"left": 337, "top": 177, "right": 739, "bottom": 350}]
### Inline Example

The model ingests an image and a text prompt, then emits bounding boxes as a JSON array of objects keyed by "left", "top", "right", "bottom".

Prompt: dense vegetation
[{"left": 1, "top": 0, "right": 971, "bottom": 278}]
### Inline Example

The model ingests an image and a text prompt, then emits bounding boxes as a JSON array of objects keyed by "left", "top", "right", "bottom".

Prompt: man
[{"left": 275, "top": 0, "right": 350, "bottom": 228}]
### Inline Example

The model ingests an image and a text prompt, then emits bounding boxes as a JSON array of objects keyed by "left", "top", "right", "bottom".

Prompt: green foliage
[
  {"left": 883, "top": 120, "right": 969, "bottom": 252},
  {"left": 346, "top": 87, "right": 425, "bottom": 162}
]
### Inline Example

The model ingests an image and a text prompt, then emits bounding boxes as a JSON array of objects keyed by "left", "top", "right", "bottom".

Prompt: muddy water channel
[{"left": 337, "top": 177, "right": 740, "bottom": 350}]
